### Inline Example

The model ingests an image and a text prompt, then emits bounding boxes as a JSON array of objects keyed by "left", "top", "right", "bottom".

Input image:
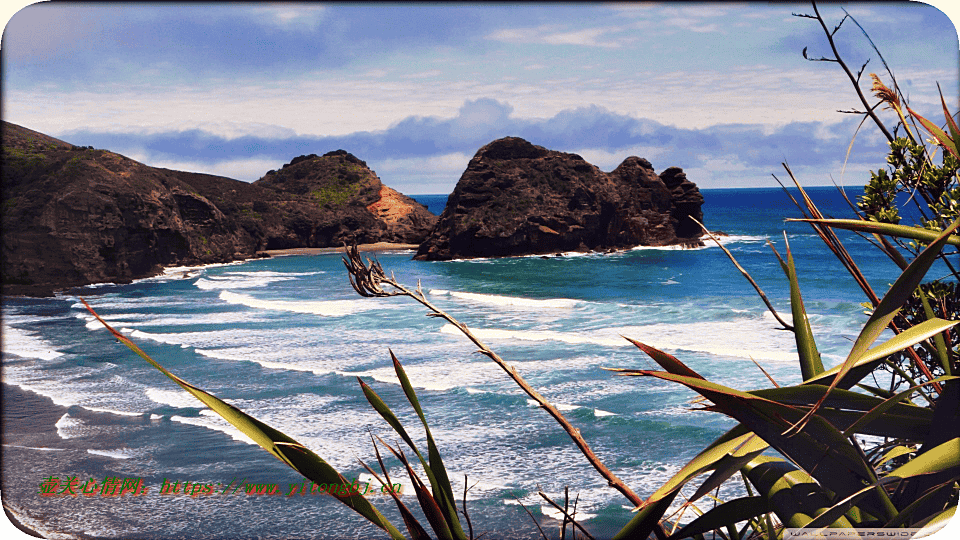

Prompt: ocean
[{"left": 1, "top": 186, "right": 911, "bottom": 539}]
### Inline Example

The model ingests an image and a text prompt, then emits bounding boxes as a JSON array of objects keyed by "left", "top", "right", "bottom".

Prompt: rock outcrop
[
  {"left": 415, "top": 137, "right": 704, "bottom": 260},
  {"left": 1, "top": 122, "right": 436, "bottom": 296}
]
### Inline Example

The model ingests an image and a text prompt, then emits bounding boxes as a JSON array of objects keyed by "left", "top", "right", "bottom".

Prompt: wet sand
[{"left": 1, "top": 384, "right": 69, "bottom": 538}]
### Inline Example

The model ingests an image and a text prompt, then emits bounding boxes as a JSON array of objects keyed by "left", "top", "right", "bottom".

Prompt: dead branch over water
[{"left": 342, "top": 244, "right": 646, "bottom": 510}]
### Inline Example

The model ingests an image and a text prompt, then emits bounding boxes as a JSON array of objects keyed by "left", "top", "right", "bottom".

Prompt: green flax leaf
[
  {"left": 615, "top": 369, "right": 891, "bottom": 519},
  {"left": 908, "top": 105, "right": 960, "bottom": 160},
  {"left": 82, "top": 299, "right": 405, "bottom": 540},
  {"left": 787, "top": 218, "right": 960, "bottom": 434},
  {"left": 785, "top": 219, "right": 960, "bottom": 246},
  {"left": 389, "top": 351, "right": 466, "bottom": 540},
  {"left": 669, "top": 497, "right": 771, "bottom": 540},
  {"left": 781, "top": 235, "right": 824, "bottom": 379}
]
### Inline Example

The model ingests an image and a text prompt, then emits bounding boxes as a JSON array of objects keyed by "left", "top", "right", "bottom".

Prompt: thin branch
[
  {"left": 538, "top": 490, "right": 597, "bottom": 540},
  {"left": 343, "top": 245, "right": 647, "bottom": 510},
  {"left": 690, "top": 217, "right": 794, "bottom": 331},
  {"left": 515, "top": 497, "right": 549, "bottom": 540},
  {"left": 810, "top": 1, "right": 894, "bottom": 142},
  {"left": 750, "top": 356, "right": 781, "bottom": 388},
  {"left": 462, "top": 474, "right": 476, "bottom": 540}
]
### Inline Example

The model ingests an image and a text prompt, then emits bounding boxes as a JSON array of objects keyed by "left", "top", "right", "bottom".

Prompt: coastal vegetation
[{"left": 79, "top": 3, "right": 958, "bottom": 539}]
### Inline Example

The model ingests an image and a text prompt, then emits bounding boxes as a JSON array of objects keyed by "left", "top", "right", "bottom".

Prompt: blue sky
[{"left": 2, "top": 2, "right": 958, "bottom": 194}]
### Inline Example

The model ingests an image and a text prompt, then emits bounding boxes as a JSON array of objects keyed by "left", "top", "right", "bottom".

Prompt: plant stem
[{"left": 342, "top": 246, "right": 649, "bottom": 512}]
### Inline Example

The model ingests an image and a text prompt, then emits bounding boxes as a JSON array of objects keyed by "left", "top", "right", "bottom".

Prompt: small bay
[{"left": 2, "top": 186, "right": 906, "bottom": 539}]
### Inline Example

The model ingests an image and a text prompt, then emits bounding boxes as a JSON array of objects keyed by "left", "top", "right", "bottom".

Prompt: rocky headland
[
  {"left": 1, "top": 122, "right": 436, "bottom": 296},
  {"left": 415, "top": 137, "right": 705, "bottom": 260}
]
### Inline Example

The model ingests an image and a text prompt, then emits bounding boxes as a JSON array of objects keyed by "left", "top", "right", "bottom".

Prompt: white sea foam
[
  {"left": 440, "top": 315, "right": 800, "bottom": 363},
  {"left": 194, "top": 270, "right": 320, "bottom": 290},
  {"left": 171, "top": 411, "right": 255, "bottom": 446},
  {"left": 195, "top": 348, "right": 335, "bottom": 375},
  {"left": 540, "top": 505, "right": 597, "bottom": 522},
  {"left": 218, "top": 290, "right": 372, "bottom": 316},
  {"left": 625, "top": 233, "right": 768, "bottom": 252},
  {"left": 122, "top": 329, "right": 191, "bottom": 348},
  {"left": 55, "top": 413, "right": 84, "bottom": 440},
  {"left": 3, "top": 444, "right": 65, "bottom": 452},
  {"left": 1, "top": 325, "right": 65, "bottom": 361},
  {"left": 146, "top": 387, "right": 201, "bottom": 409},
  {"left": 440, "top": 324, "right": 625, "bottom": 347},
  {"left": 430, "top": 290, "right": 580, "bottom": 309},
  {"left": 82, "top": 406, "right": 145, "bottom": 417},
  {"left": 87, "top": 448, "right": 137, "bottom": 460},
  {"left": 87, "top": 311, "right": 266, "bottom": 329}
]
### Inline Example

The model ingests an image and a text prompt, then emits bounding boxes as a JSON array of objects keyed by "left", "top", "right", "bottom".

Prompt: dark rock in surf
[{"left": 414, "top": 137, "right": 704, "bottom": 260}]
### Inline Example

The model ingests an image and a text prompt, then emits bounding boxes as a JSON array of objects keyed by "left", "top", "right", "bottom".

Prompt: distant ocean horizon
[{"left": 2, "top": 186, "right": 913, "bottom": 539}]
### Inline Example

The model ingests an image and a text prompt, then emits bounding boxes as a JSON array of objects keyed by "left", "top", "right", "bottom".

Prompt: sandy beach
[
  {"left": 263, "top": 242, "right": 419, "bottom": 257},
  {"left": 1, "top": 384, "right": 69, "bottom": 538}
]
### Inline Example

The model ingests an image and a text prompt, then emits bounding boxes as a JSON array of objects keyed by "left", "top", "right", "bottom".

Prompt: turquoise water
[{"left": 2, "top": 187, "right": 911, "bottom": 539}]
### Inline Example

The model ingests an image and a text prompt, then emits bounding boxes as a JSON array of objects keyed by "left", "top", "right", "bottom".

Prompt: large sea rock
[
  {"left": 414, "top": 137, "right": 704, "bottom": 260},
  {"left": 1, "top": 122, "right": 436, "bottom": 296}
]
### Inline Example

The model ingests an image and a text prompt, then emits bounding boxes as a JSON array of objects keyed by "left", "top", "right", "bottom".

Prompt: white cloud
[
  {"left": 245, "top": 5, "right": 328, "bottom": 31},
  {"left": 372, "top": 152, "right": 474, "bottom": 194},
  {"left": 124, "top": 151, "right": 283, "bottom": 182},
  {"left": 487, "top": 24, "right": 629, "bottom": 48}
]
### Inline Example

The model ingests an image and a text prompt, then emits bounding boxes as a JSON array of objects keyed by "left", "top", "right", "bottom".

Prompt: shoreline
[
  {"left": 1, "top": 383, "right": 70, "bottom": 539},
  {"left": 262, "top": 242, "right": 419, "bottom": 257},
  {"left": 1, "top": 243, "right": 420, "bottom": 298}
]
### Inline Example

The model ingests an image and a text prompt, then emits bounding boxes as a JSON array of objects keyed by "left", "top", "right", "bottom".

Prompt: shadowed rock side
[
  {"left": 415, "top": 137, "right": 704, "bottom": 260},
  {"left": 1, "top": 122, "right": 436, "bottom": 296}
]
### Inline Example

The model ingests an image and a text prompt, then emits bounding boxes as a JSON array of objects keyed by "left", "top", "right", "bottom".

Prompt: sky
[{"left": 2, "top": 2, "right": 959, "bottom": 194}]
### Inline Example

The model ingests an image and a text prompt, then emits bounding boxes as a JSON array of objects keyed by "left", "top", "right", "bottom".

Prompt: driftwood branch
[{"left": 342, "top": 245, "right": 647, "bottom": 511}]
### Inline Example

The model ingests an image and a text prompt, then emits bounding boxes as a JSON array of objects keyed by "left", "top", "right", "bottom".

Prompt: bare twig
[
  {"left": 462, "top": 474, "right": 476, "bottom": 540},
  {"left": 750, "top": 356, "right": 781, "bottom": 388},
  {"left": 689, "top": 217, "right": 794, "bottom": 331},
  {"left": 515, "top": 497, "right": 549, "bottom": 540},
  {"left": 343, "top": 244, "right": 647, "bottom": 511},
  {"left": 537, "top": 489, "right": 597, "bottom": 540},
  {"left": 808, "top": 1, "right": 894, "bottom": 142}
]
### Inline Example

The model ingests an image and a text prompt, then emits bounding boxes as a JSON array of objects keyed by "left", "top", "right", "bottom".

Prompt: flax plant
[{"left": 81, "top": 3, "right": 958, "bottom": 538}]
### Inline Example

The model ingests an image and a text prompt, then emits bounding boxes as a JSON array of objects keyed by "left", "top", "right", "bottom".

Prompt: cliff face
[
  {"left": 250, "top": 150, "right": 436, "bottom": 248},
  {"left": 1, "top": 122, "right": 436, "bottom": 296},
  {"left": 415, "top": 137, "right": 704, "bottom": 261}
]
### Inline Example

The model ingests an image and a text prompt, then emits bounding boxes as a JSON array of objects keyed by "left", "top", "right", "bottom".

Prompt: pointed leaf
[
  {"left": 886, "top": 438, "right": 960, "bottom": 479},
  {"left": 82, "top": 299, "right": 405, "bottom": 540},
  {"left": 620, "top": 337, "right": 704, "bottom": 379},
  {"left": 940, "top": 89, "right": 960, "bottom": 149},
  {"left": 613, "top": 492, "right": 678, "bottom": 540},
  {"left": 384, "top": 442, "right": 457, "bottom": 540},
  {"left": 362, "top": 438, "right": 432, "bottom": 540},
  {"left": 788, "top": 218, "right": 960, "bottom": 433},
  {"left": 686, "top": 437, "right": 768, "bottom": 504},
  {"left": 743, "top": 456, "right": 854, "bottom": 528},
  {"left": 918, "top": 289, "right": 952, "bottom": 375},
  {"left": 908, "top": 105, "right": 959, "bottom": 159},
  {"left": 785, "top": 219, "right": 960, "bottom": 246},
  {"left": 616, "top": 369, "right": 891, "bottom": 519},
  {"left": 803, "top": 318, "right": 959, "bottom": 387},
  {"left": 840, "top": 376, "right": 956, "bottom": 438},
  {"left": 669, "top": 497, "right": 770, "bottom": 539},
  {"left": 877, "top": 446, "right": 915, "bottom": 467},
  {"left": 390, "top": 351, "right": 465, "bottom": 539},
  {"left": 640, "top": 429, "right": 769, "bottom": 507},
  {"left": 781, "top": 235, "right": 824, "bottom": 379}
]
